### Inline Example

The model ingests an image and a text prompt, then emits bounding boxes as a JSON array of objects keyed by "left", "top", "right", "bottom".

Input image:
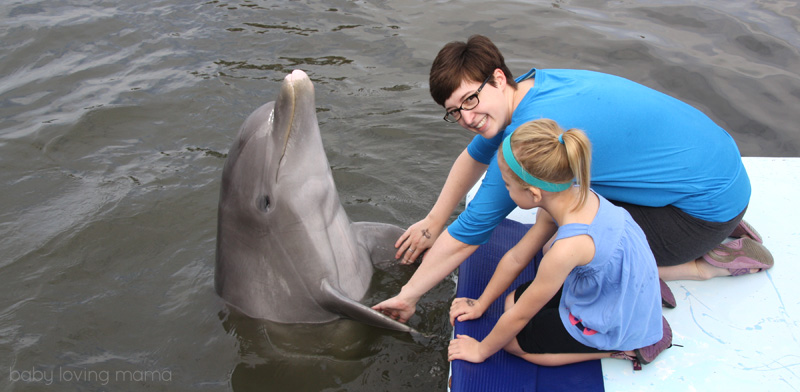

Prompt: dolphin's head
[{"left": 219, "top": 70, "right": 338, "bottom": 236}]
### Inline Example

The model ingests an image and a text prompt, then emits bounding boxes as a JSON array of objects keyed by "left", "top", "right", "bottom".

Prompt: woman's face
[{"left": 443, "top": 71, "right": 509, "bottom": 139}]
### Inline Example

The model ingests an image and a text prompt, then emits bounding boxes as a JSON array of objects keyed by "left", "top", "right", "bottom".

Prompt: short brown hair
[{"left": 429, "top": 35, "right": 517, "bottom": 107}]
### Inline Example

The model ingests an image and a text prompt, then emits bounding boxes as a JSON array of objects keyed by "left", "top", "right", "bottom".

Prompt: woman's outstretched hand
[
  {"left": 395, "top": 218, "right": 442, "bottom": 264},
  {"left": 372, "top": 295, "right": 417, "bottom": 324}
]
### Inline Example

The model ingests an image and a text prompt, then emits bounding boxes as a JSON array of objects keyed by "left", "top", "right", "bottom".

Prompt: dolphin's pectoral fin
[
  {"left": 319, "top": 280, "right": 416, "bottom": 334},
  {"left": 351, "top": 222, "right": 405, "bottom": 267}
]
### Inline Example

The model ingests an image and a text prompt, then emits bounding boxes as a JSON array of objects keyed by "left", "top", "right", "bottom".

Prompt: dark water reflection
[{"left": 1, "top": 1, "right": 798, "bottom": 391}]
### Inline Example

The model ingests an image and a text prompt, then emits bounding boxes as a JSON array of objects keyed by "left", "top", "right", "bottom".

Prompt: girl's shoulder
[{"left": 550, "top": 230, "right": 595, "bottom": 268}]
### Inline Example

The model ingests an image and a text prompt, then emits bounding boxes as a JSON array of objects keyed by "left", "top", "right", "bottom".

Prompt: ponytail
[{"left": 505, "top": 119, "right": 592, "bottom": 210}]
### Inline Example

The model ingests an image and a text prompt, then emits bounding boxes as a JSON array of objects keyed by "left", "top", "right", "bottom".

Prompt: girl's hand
[
  {"left": 449, "top": 297, "right": 485, "bottom": 326},
  {"left": 395, "top": 218, "right": 441, "bottom": 264},
  {"left": 448, "top": 334, "right": 487, "bottom": 363}
]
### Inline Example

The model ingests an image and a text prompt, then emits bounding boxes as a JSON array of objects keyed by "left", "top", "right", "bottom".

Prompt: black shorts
[
  {"left": 513, "top": 282, "right": 609, "bottom": 354},
  {"left": 607, "top": 200, "right": 747, "bottom": 267}
]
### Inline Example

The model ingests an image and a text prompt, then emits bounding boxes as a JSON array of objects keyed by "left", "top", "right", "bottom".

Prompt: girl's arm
[
  {"left": 449, "top": 209, "right": 558, "bottom": 325},
  {"left": 448, "top": 234, "right": 594, "bottom": 363}
]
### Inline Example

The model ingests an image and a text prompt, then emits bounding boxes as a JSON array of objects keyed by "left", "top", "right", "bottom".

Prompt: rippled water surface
[{"left": 1, "top": 1, "right": 798, "bottom": 391}]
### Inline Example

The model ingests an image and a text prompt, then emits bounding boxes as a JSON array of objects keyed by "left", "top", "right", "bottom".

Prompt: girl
[{"left": 447, "top": 119, "right": 671, "bottom": 369}]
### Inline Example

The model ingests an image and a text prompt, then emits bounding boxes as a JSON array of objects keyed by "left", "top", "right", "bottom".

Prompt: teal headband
[{"left": 501, "top": 136, "right": 573, "bottom": 192}]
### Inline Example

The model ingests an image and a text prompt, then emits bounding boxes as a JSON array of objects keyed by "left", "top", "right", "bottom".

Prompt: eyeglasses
[{"left": 443, "top": 74, "right": 492, "bottom": 123}]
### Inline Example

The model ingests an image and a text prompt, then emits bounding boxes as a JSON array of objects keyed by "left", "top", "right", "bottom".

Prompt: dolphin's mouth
[{"left": 276, "top": 73, "right": 299, "bottom": 182}]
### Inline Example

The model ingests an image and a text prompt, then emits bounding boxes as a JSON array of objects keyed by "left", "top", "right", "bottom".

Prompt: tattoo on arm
[
  {"left": 422, "top": 229, "right": 431, "bottom": 239},
  {"left": 466, "top": 299, "right": 475, "bottom": 307}
]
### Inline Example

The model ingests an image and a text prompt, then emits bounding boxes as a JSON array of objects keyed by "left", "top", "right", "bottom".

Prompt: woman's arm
[
  {"left": 374, "top": 230, "right": 479, "bottom": 323},
  {"left": 396, "top": 148, "right": 488, "bottom": 263}
]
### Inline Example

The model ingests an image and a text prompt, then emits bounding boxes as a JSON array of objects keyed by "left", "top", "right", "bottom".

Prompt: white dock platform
[{"left": 604, "top": 157, "right": 800, "bottom": 391}]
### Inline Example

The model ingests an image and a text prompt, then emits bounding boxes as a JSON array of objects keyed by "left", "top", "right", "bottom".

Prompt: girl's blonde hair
[{"left": 505, "top": 119, "right": 592, "bottom": 209}]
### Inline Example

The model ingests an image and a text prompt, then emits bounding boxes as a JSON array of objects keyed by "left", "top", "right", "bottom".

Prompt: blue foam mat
[{"left": 450, "top": 219, "right": 604, "bottom": 392}]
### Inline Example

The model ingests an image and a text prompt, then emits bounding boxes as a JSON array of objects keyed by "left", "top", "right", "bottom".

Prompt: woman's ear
[{"left": 493, "top": 68, "right": 506, "bottom": 88}]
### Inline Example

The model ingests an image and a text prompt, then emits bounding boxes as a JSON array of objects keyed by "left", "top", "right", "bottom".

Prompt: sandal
[
  {"left": 612, "top": 316, "right": 673, "bottom": 371},
  {"left": 610, "top": 351, "right": 642, "bottom": 371},
  {"left": 730, "top": 220, "right": 762, "bottom": 244},
  {"left": 702, "top": 237, "right": 774, "bottom": 276},
  {"left": 636, "top": 317, "right": 673, "bottom": 366},
  {"left": 660, "top": 278, "right": 676, "bottom": 309}
]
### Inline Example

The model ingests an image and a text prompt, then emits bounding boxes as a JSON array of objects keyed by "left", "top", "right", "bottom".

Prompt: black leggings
[
  {"left": 513, "top": 283, "right": 609, "bottom": 354},
  {"left": 608, "top": 201, "right": 747, "bottom": 267}
]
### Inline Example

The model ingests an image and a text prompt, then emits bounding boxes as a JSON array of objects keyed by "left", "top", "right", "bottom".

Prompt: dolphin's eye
[{"left": 258, "top": 195, "right": 271, "bottom": 212}]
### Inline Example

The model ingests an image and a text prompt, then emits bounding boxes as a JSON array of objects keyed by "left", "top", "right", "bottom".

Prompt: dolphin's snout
[{"left": 286, "top": 69, "right": 309, "bottom": 82}]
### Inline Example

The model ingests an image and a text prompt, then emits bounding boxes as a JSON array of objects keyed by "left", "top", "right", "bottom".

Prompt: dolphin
[{"left": 215, "top": 70, "right": 412, "bottom": 333}]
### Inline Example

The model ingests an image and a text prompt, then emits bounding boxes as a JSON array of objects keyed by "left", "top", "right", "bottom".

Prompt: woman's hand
[
  {"left": 449, "top": 297, "right": 485, "bottom": 326},
  {"left": 372, "top": 295, "right": 417, "bottom": 324},
  {"left": 395, "top": 218, "right": 442, "bottom": 264}
]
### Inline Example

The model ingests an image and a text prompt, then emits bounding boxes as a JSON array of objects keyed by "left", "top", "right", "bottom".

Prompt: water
[{"left": 1, "top": 1, "right": 798, "bottom": 391}]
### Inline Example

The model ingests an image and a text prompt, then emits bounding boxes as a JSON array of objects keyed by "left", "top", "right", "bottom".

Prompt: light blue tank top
[{"left": 556, "top": 193, "right": 663, "bottom": 351}]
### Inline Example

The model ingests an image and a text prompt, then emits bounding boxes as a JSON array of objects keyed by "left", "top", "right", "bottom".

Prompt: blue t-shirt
[
  {"left": 450, "top": 68, "right": 750, "bottom": 245},
  {"left": 556, "top": 193, "right": 662, "bottom": 351}
]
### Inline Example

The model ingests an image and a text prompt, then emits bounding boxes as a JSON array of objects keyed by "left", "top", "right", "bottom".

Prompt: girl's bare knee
[
  {"left": 505, "top": 292, "right": 515, "bottom": 311},
  {"left": 503, "top": 338, "right": 525, "bottom": 357}
]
